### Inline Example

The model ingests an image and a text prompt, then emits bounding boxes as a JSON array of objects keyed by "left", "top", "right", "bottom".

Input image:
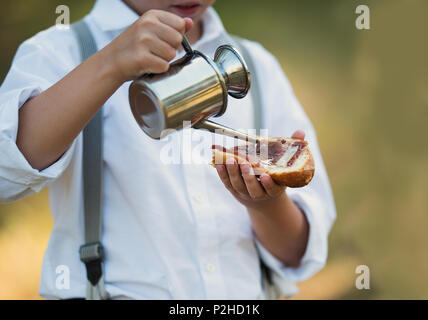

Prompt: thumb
[
  {"left": 291, "top": 130, "right": 305, "bottom": 140},
  {"left": 184, "top": 17, "right": 194, "bottom": 32}
]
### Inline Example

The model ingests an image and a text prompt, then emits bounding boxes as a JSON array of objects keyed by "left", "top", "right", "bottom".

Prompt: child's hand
[
  {"left": 215, "top": 130, "right": 306, "bottom": 209},
  {"left": 104, "top": 9, "right": 193, "bottom": 82}
]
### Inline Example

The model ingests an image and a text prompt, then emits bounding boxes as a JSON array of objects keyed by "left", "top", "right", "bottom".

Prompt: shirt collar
[
  {"left": 90, "top": 0, "right": 226, "bottom": 46},
  {"left": 197, "top": 6, "right": 226, "bottom": 47}
]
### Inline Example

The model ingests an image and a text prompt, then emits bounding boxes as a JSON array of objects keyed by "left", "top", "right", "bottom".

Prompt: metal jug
[{"left": 129, "top": 36, "right": 258, "bottom": 143}]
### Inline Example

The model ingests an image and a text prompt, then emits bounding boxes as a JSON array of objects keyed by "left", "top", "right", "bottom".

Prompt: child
[{"left": 0, "top": 0, "right": 336, "bottom": 299}]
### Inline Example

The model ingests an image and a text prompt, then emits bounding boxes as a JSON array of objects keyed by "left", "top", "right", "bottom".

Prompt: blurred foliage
[{"left": 1, "top": 0, "right": 427, "bottom": 299}]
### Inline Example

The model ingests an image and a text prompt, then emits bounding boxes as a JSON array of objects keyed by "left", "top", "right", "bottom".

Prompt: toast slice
[{"left": 211, "top": 137, "right": 315, "bottom": 188}]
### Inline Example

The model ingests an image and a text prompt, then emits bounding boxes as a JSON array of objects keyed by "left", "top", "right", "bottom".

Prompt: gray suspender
[
  {"left": 71, "top": 20, "right": 109, "bottom": 300},
  {"left": 230, "top": 35, "right": 263, "bottom": 133},
  {"left": 71, "top": 21, "right": 267, "bottom": 300}
]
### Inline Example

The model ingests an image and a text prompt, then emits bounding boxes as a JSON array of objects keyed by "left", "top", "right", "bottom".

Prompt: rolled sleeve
[
  {"left": 0, "top": 88, "right": 76, "bottom": 202},
  {"left": 254, "top": 189, "right": 330, "bottom": 288},
  {"left": 0, "top": 27, "right": 79, "bottom": 202},
  {"left": 0, "top": 130, "right": 76, "bottom": 195},
  {"left": 0, "top": 84, "right": 70, "bottom": 201},
  {"left": 0, "top": 86, "right": 76, "bottom": 202},
  {"left": 245, "top": 39, "right": 336, "bottom": 297}
]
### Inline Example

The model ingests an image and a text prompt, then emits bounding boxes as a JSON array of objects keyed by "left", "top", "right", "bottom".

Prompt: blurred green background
[{"left": 1, "top": 0, "right": 427, "bottom": 299}]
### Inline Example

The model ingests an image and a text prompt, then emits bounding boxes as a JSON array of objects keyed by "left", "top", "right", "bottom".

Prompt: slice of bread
[{"left": 211, "top": 137, "right": 315, "bottom": 188}]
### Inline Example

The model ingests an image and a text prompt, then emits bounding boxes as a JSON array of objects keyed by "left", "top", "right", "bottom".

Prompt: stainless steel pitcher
[{"left": 129, "top": 36, "right": 258, "bottom": 143}]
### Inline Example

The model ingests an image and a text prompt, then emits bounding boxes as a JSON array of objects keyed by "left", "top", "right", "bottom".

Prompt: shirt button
[{"left": 205, "top": 263, "right": 215, "bottom": 273}]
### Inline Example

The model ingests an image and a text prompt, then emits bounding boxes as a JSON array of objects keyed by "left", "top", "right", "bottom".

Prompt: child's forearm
[
  {"left": 16, "top": 48, "right": 123, "bottom": 171},
  {"left": 16, "top": 10, "right": 192, "bottom": 171},
  {"left": 247, "top": 192, "right": 309, "bottom": 267}
]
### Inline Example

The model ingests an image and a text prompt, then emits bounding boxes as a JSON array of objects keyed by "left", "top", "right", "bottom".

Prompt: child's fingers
[
  {"left": 291, "top": 130, "right": 305, "bottom": 140},
  {"left": 152, "top": 23, "right": 183, "bottom": 48},
  {"left": 215, "top": 165, "right": 233, "bottom": 191},
  {"left": 143, "top": 54, "right": 170, "bottom": 74},
  {"left": 184, "top": 17, "right": 194, "bottom": 32},
  {"left": 147, "top": 37, "right": 177, "bottom": 62},
  {"left": 240, "top": 162, "right": 265, "bottom": 199},
  {"left": 225, "top": 158, "right": 249, "bottom": 196},
  {"left": 156, "top": 10, "right": 187, "bottom": 34},
  {"left": 260, "top": 173, "right": 285, "bottom": 197}
]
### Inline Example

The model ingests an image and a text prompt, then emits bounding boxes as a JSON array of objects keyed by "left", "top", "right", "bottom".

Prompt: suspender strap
[
  {"left": 71, "top": 20, "right": 109, "bottom": 300},
  {"left": 230, "top": 35, "right": 263, "bottom": 134}
]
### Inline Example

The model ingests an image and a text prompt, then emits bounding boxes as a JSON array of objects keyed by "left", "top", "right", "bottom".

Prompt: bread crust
[{"left": 211, "top": 141, "right": 315, "bottom": 188}]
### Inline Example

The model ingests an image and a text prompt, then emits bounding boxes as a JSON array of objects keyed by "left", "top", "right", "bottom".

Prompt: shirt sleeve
[
  {"left": 0, "top": 26, "right": 80, "bottom": 203},
  {"left": 243, "top": 39, "right": 337, "bottom": 292}
]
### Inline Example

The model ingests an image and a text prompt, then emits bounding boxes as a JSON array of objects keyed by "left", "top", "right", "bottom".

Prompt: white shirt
[{"left": 0, "top": 0, "right": 336, "bottom": 299}]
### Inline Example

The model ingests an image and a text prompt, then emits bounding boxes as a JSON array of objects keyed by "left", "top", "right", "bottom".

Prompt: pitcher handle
[{"left": 181, "top": 35, "right": 193, "bottom": 56}]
